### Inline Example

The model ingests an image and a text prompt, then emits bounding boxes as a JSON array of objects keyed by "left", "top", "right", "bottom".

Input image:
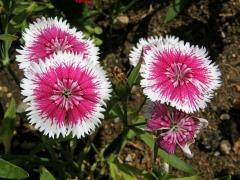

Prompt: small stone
[
  {"left": 233, "top": 138, "right": 240, "bottom": 155},
  {"left": 220, "top": 140, "right": 231, "bottom": 155},
  {"left": 1, "top": 86, "right": 8, "bottom": 92},
  {"left": 6, "top": 92, "right": 12, "bottom": 98},
  {"left": 113, "top": 15, "right": 129, "bottom": 29},
  {"left": 221, "top": 31, "right": 226, "bottom": 38},
  {"left": 220, "top": 113, "right": 230, "bottom": 120},
  {"left": 113, "top": 117, "right": 120, "bottom": 123},
  {"left": 162, "top": 162, "right": 169, "bottom": 174},
  {"left": 214, "top": 151, "right": 220, "bottom": 156},
  {"left": 131, "top": 85, "right": 139, "bottom": 94},
  {"left": 235, "top": 85, "right": 240, "bottom": 92},
  {"left": 16, "top": 102, "right": 28, "bottom": 113},
  {"left": 211, "top": 105, "right": 218, "bottom": 111},
  {"left": 125, "top": 154, "right": 132, "bottom": 162}
]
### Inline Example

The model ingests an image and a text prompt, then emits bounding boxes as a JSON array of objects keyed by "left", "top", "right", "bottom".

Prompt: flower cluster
[
  {"left": 16, "top": 16, "right": 221, "bottom": 157},
  {"left": 130, "top": 36, "right": 221, "bottom": 157},
  {"left": 17, "top": 17, "right": 111, "bottom": 138}
]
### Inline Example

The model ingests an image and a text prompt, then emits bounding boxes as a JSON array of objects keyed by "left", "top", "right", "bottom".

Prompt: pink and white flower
[
  {"left": 21, "top": 52, "right": 111, "bottom": 138},
  {"left": 16, "top": 17, "right": 99, "bottom": 70},
  {"left": 129, "top": 36, "right": 179, "bottom": 67},
  {"left": 141, "top": 37, "right": 221, "bottom": 113},
  {"left": 144, "top": 101, "right": 208, "bottom": 158}
]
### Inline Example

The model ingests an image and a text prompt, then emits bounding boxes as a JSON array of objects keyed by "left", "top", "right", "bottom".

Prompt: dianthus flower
[
  {"left": 16, "top": 17, "right": 99, "bottom": 70},
  {"left": 141, "top": 36, "right": 221, "bottom": 113},
  {"left": 144, "top": 101, "right": 208, "bottom": 158},
  {"left": 129, "top": 36, "right": 179, "bottom": 67},
  {"left": 21, "top": 52, "right": 111, "bottom": 138}
]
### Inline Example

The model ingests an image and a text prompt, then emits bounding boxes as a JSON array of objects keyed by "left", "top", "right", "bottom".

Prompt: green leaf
[
  {"left": 214, "top": 175, "right": 231, "bottom": 180},
  {"left": 108, "top": 155, "right": 135, "bottom": 180},
  {"left": 129, "top": 115, "right": 146, "bottom": 128},
  {"left": 26, "top": 2, "right": 43, "bottom": 12},
  {"left": 3, "top": 98, "right": 16, "bottom": 120},
  {"left": 126, "top": 129, "right": 136, "bottom": 139},
  {"left": 170, "top": 175, "right": 198, "bottom": 180},
  {"left": 2, "top": 0, "right": 10, "bottom": 10},
  {"left": 0, "top": 34, "right": 18, "bottom": 42},
  {"left": 127, "top": 62, "right": 141, "bottom": 88},
  {"left": 0, "top": 158, "right": 29, "bottom": 179},
  {"left": 105, "top": 97, "right": 119, "bottom": 118},
  {"left": 139, "top": 132, "right": 196, "bottom": 174},
  {"left": 84, "top": 25, "right": 95, "bottom": 33},
  {"left": 115, "top": 161, "right": 156, "bottom": 180},
  {"left": 0, "top": 98, "right": 16, "bottom": 153},
  {"left": 83, "top": 32, "right": 91, "bottom": 38},
  {"left": 109, "top": 162, "right": 126, "bottom": 180},
  {"left": 94, "top": 37, "right": 103, "bottom": 45},
  {"left": 111, "top": 103, "right": 124, "bottom": 120},
  {"left": 94, "top": 26, "right": 103, "bottom": 35},
  {"left": 120, "top": 0, "right": 139, "bottom": 12},
  {"left": 164, "top": 0, "right": 187, "bottom": 23},
  {"left": 40, "top": 167, "right": 55, "bottom": 180},
  {"left": 10, "top": 10, "right": 28, "bottom": 25}
]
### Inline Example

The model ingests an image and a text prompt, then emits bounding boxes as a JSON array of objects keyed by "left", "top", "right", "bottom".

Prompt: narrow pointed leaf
[
  {"left": 139, "top": 132, "right": 196, "bottom": 174},
  {"left": 40, "top": 167, "right": 55, "bottom": 180},
  {"left": 115, "top": 161, "right": 156, "bottom": 180},
  {"left": 0, "top": 98, "right": 16, "bottom": 153},
  {"left": 170, "top": 175, "right": 198, "bottom": 180},
  {"left": 10, "top": 10, "right": 29, "bottom": 25},
  {"left": 127, "top": 62, "right": 141, "bottom": 88},
  {"left": 214, "top": 175, "right": 231, "bottom": 180},
  {"left": 0, "top": 158, "right": 29, "bottom": 179},
  {"left": 0, "top": 34, "right": 18, "bottom": 42},
  {"left": 164, "top": 0, "right": 187, "bottom": 23}
]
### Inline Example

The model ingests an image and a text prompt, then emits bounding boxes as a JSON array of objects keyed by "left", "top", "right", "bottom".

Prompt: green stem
[
  {"left": 77, "top": 131, "right": 98, "bottom": 178},
  {"left": 42, "top": 136, "right": 57, "bottom": 161},
  {"left": 46, "top": 146, "right": 57, "bottom": 161},
  {"left": 42, "top": 137, "right": 65, "bottom": 178},
  {"left": 122, "top": 99, "right": 128, "bottom": 127},
  {"left": 128, "top": 122, "right": 146, "bottom": 128},
  {"left": 91, "top": 143, "right": 99, "bottom": 154}
]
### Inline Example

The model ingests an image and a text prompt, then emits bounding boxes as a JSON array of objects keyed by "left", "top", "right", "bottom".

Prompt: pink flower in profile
[
  {"left": 129, "top": 36, "right": 179, "bottom": 67},
  {"left": 16, "top": 17, "right": 99, "bottom": 70},
  {"left": 141, "top": 36, "right": 221, "bottom": 113},
  {"left": 21, "top": 52, "right": 111, "bottom": 138},
  {"left": 144, "top": 101, "right": 208, "bottom": 158}
]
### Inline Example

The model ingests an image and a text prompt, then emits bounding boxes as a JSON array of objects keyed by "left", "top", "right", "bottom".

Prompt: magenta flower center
[
  {"left": 159, "top": 115, "right": 199, "bottom": 153},
  {"left": 46, "top": 37, "right": 73, "bottom": 54},
  {"left": 166, "top": 63, "right": 192, "bottom": 87},
  {"left": 51, "top": 79, "right": 84, "bottom": 110}
]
